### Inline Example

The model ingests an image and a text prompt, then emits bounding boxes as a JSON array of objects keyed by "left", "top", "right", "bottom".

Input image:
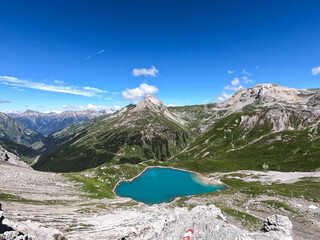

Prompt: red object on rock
[{"left": 183, "top": 229, "right": 194, "bottom": 240}]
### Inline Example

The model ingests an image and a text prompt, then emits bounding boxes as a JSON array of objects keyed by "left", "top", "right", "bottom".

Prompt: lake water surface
[{"left": 115, "top": 167, "right": 227, "bottom": 205}]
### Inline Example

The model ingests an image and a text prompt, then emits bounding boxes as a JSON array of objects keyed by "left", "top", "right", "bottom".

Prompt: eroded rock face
[
  {"left": 0, "top": 203, "right": 64, "bottom": 240},
  {"left": 261, "top": 215, "right": 293, "bottom": 236},
  {"left": 0, "top": 145, "right": 31, "bottom": 169},
  {"left": 0, "top": 202, "right": 31, "bottom": 239},
  {"left": 307, "top": 91, "right": 320, "bottom": 106},
  {"left": 115, "top": 205, "right": 293, "bottom": 240}
]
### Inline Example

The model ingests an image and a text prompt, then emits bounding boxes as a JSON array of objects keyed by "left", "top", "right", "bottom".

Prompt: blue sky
[{"left": 0, "top": 0, "right": 320, "bottom": 113}]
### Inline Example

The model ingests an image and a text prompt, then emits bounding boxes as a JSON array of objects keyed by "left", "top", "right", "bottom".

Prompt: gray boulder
[{"left": 261, "top": 214, "right": 293, "bottom": 236}]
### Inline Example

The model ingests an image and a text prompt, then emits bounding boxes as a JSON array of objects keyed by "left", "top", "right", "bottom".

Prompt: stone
[{"left": 261, "top": 214, "right": 293, "bottom": 236}]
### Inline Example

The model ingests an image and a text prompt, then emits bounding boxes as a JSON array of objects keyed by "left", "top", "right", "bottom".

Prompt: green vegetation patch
[
  {"left": 262, "top": 200, "right": 294, "bottom": 212},
  {"left": 171, "top": 108, "right": 320, "bottom": 173},
  {"left": 0, "top": 192, "right": 63, "bottom": 205},
  {"left": 64, "top": 163, "right": 146, "bottom": 199},
  {"left": 205, "top": 176, "right": 320, "bottom": 203},
  {"left": 112, "top": 201, "right": 139, "bottom": 208},
  {"left": 218, "top": 206, "right": 262, "bottom": 231},
  {"left": 65, "top": 174, "right": 115, "bottom": 199}
]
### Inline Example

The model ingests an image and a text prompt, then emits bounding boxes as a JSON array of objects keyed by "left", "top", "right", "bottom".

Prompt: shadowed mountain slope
[{"left": 0, "top": 112, "right": 44, "bottom": 147}]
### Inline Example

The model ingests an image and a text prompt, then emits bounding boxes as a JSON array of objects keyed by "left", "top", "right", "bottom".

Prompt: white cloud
[
  {"left": 214, "top": 91, "right": 232, "bottom": 102},
  {"left": 218, "top": 76, "right": 245, "bottom": 102},
  {"left": 62, "top": 105, "right": 76, "bottom": 109},
  {"left": 241, "top": 69, "right": 251, "bottom": 75},
  {"left": 242, "top": 76, "right": 253, "bottom": 84},
  {"left": 223, "top": 77, "right": 242, "bottom": 91},
  {"left": 122, "top": 83, "right": 159, "bottom": 100},
  {"left": 132, "top": 66, "right": 159, "bottom": 77},
  {"left": 97, "top": 49, "right": 105, "bottom": 54},
  {"left": 231, "top": 77, "right": 240, "bottom": 86},
  {"left": 12, "top": 86, "right": 25, "bottom": 91},
  {"left": 62, "top": 104, "right": 121, "bottom": 113},
  {"left": 83, "top": 86, "right": 108, "bottom": 93},
  {"left": 227, "top": 70, "right": 234, "bottom": 74},
  {"left": 224, "top": 85, "right": 242, "bottom": 91},
  {"left": 311, "top": 66, "right": 320, "bottom": 75},
  {"left": 86, "top": 56, "right": 91, "bottom": 60},
  {"left": 54, "top": 80, "right": 64, "bottom": 84},
  {"left": 0, "top": 76, "right": 107, "bottom": 97},
  {"left": 3, "top": 110, "right": 21, "bottom": 114},
  {"left": 43, "top": 110, "right": 62, "bottom": 114}
]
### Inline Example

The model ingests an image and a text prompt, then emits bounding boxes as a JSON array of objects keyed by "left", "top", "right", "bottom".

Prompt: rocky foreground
[
  {"left": 1, "top": 162, "right": 319, "bottom": 239},
  {"left": 0, "top": 202, "right": 293, "bottom": 240}
]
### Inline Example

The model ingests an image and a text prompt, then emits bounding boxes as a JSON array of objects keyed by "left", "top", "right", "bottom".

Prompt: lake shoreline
[{"left": 113, "top": 165, "right": 229, "bottom": 203}]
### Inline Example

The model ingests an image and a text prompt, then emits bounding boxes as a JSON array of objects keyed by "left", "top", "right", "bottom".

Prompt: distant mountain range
[
  {"left": 1, "top": 83, "right": 320, "bottom": 173},
  {"left": 8, "top": 109, "right": 111, "bottom": 135},
  {"left": 0, "top": 112, "right": 44, "bottom": 147},
  {"left": 34, "top": 84, "right": 320, "bottom": 173}
]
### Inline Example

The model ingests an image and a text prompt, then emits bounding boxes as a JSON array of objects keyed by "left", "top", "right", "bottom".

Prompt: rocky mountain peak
[
  {"left": 219, "top": 83, "right": 318, "bottom": 110},
  {"left": 20, "top": 109, "right": 42, "bottom": 117},
  {"left": 133, "top": 94, "right": 166, "bottom": 113},
  {"left": 128, "top": 94, "right": 186, "bottom": 126}
]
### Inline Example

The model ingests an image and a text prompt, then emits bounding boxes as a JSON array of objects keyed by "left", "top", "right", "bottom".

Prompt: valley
[{"left": 1, "top": 83, "right": 320, "bottom": 239}]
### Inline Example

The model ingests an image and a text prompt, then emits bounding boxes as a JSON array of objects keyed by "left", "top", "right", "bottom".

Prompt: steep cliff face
[
  {"left": 0, "top": 112, "right": 44, "bottom": 147},
  {"left": 0, "top": 144, "right": 31, "bottom": 168}
]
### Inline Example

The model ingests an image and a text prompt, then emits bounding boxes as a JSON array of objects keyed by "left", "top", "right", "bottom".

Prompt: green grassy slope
[
  {"left": 34, "top": 106, "right": 190, "bottom": 172},
  {"left": 171, "top": 109, "right": 320, "bottom": 172}
]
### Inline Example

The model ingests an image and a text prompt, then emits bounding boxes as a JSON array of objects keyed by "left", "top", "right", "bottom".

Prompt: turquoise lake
[{"left": 115, "top": 167, "right": 227, "bottom": 205}]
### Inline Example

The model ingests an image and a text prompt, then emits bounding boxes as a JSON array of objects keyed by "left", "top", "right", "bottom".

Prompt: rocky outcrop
[
  {"left": 0, "top": 145, "right": 31, "bottom": 169},
  {"left": 307, "top": 91, "right": 320, "bottom": 106},
  {"left": 89, "top": 205, "right": 293, "bottom": 240},
  {"left": 220, "top": 84, "right": 320, "bottom": 109},
  {"left": 261, "top": 215, "right": 293, "bottom": 236},
  {"left": 0, "top": 202, "right": 31, "bottom": 240},
  {"left": 0, "top": 203, "right": 64, "bottom": 240},
  {"left": 131, "top": 94, "right": 186, "bottom": 126}
]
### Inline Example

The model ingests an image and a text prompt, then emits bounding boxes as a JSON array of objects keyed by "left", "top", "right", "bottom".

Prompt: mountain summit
[
  {"left": 133, "top": 94, "right": 165, "bottom": 112},
  {"left": 131, "top": 95, "right": 186, "bottom": 126},
  {"left": 219, "top": 83, "right": 320, "bottom": 110}
]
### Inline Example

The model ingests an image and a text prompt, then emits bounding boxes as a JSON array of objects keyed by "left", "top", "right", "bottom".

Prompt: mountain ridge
[
  {"left": 0, "top": 112, "right": 45, "bottom": 147},
  {"left": 3, "top": 83, "right": 320, "bottom": 173},
  {"left": 10, "top": 109, "right": 112, "bottom": 135}
]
